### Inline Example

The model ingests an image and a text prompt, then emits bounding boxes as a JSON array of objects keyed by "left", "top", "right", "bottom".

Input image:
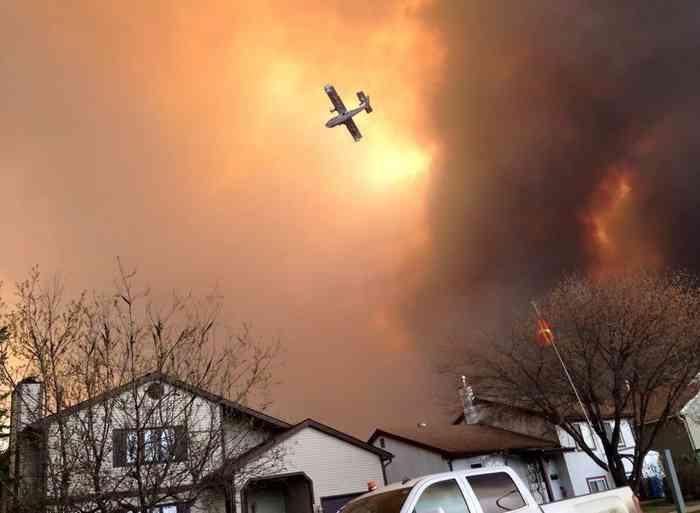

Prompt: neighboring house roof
[
  {"left": 646, "top": 382, "right": 700, "bottom": 424},
  {"left": 368, "top": 423, "right": 561, "bottom": 459},
  {"left": 31, "top": 371, "right": 291, "bottom": 430},
  {"left": 453, "top": 395, "right": 643, "bottom": 425},
  {"left": 455, "top": 381, "right": 700, "bottom": 428},
  {"left": 451, "top": 397, "right": 545, "bottom": 425}
]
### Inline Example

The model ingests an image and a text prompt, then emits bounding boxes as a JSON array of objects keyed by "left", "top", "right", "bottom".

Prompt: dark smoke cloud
[{"left": 403, "top": 1, "right": 700, "bottom": 337}]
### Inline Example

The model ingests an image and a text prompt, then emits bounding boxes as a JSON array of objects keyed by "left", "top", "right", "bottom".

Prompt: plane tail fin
[{"left": 357, "top": 91, "right": 372, "bottom": 113}]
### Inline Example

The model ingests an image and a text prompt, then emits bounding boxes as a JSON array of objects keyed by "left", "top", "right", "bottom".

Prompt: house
[
  {"left": 451, "top": 383, "right": 663, "bottom": 497},
  {"left": 4, "top": 373, "right": 391, "bottom": 513},
  {"left": 368, "top": 423, "right": 573, "bottom": 504},
  {"left": 645, "top": 383, "right": 700, "bottom": 496},
  {"left": 553, "top": 418, "right": 636, "bottom": 496}
]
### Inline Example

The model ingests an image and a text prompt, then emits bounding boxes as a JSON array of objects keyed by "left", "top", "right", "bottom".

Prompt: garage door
[{"left": 321, "top": 493, "right": 363, "bottom": 513}]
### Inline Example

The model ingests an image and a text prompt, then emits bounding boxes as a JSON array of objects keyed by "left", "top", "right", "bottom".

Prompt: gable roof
[
  {"left": 224, "top": 418, "right": 393, "bottom": 472},
  {"left": 369, "top": 423, "right": 559, "bottom": 458},
  {"left": 32, "top": 371, "right": 291, "bottom": 430}
]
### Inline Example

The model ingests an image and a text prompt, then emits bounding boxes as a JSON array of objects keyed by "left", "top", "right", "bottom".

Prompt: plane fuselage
[{"left": 325, "top": 105, "right": 366, "bottom": 128}]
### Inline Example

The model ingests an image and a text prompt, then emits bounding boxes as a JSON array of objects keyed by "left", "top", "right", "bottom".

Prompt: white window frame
[
  {"left": 123, "top": 427, "right": 179, "bottom": 465},
  {"left": 604, "top": 421, "right": 627, "bottom": 449},
  {"left": 587, "top": 476, "right": 609, "bottom": 493}
]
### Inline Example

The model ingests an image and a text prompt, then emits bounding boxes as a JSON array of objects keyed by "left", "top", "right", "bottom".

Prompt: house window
[
  {"left": 114, "top": 426, "right": 187, "bottom": 467},
  {"left": 150, "top": 505, "right": 177, "bottom": 513},
  {"left": 587, "top": 476, "right": 609, "bottom": 493},
  {"left": 574, "top": 423, "right": 596, "bottom": 451},
  {"left": 604, "top": 421, "right": 627, "bottom": 449},
  {"left": 124, "top": 504, "right": 189, "bottom": 513},
  {"left": 379, "top": 437, "right": 385, "bottom": 449},
  {"left": 126, "top": 430, "right": 139, "bottom": 464}
]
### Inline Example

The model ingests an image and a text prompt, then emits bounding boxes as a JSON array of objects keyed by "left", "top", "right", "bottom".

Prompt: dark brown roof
[
  {"left": 646, "top": 382, "right": 700, "bottom": 423},
  {"left": 369, "top": 423, "right": 559, "bottom": 458},
  {"left": 32, "top": 371, "right": 291, "bottom": 430},
  {"left": 454, "top": 381, "right": 700, "bottom": 426}
]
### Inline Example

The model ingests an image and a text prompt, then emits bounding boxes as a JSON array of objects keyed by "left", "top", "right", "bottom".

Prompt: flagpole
[{"left": 531, "top": 301, "right": 596, "bottom": 439}]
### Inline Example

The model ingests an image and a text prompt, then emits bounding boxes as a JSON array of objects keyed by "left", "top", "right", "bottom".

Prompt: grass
[{"left": 641, "top": 499, "right": 700, "bottom": 513}]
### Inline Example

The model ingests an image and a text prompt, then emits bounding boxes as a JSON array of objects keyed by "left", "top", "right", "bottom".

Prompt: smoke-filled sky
[{"left": 2, "top": 1, "right": 700, "bottom": 437}]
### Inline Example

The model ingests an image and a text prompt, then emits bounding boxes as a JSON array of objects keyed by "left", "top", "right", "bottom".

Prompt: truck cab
[{"left": 341, "top": 467, "right": 642, "bottom": 513}]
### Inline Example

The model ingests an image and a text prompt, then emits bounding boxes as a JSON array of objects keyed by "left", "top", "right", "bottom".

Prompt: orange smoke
[{"left": 582, "top": 166, "right": 661, "bottom": 279}]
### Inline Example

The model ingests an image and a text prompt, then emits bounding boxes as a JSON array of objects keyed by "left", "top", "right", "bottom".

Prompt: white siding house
[
  {"left": 4, "top": 373, "right": 391, "bottom": 513},
  {"left": 233, "top": 420, "right": 390, "bottom": 513},
  {"left": 555, "top": 420, "right": 636, "bottom": 496},
  {"left": 280, "top": 425, "right": 386, "bottom": 502},
  {"left": 368, "top": 425, "right": 571, "bottom": 504},
  {"left": 374, "top": 434, "right": 449, "bottom": 483},
  {"left": 680, "top": 387, "right": 700, "bottom": 452}
]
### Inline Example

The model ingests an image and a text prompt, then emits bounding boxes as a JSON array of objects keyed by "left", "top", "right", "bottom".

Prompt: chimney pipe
[{"left": 460, "top": 376, "right": 480, "bottom": 425}]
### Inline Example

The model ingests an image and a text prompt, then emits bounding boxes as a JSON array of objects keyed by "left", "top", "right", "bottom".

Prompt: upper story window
[
  {"left": 379, "top": 437, "right": 386, "bottom": 449},
  {"left": 114, "top": 426, "right": 187, "bottom": 467},
  {"left": 122, "top": 503, "right": 190, "bottom": 513},
  {"left": 574, "top": 422, "right": 596, "bottom": 451},
  {"left": 604, "top": 421, "right": 627, "bottom": 449}
]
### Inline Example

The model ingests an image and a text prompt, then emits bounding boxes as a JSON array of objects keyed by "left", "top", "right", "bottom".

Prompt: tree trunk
[{"left": 607, "top": 452, "right": 629, "bottom": 488}]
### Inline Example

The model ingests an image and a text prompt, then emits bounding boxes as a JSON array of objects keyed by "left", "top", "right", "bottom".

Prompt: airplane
[{"left": 324, "top": 84, "right": 372, "bottom": 141}]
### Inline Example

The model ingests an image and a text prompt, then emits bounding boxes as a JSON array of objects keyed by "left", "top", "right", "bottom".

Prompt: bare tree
[
  {"left": 453, "top": 271, "right": 700, "bottom": 492},
  {"left": 0, "top": 264, "right": 283, "bottom": 512}
]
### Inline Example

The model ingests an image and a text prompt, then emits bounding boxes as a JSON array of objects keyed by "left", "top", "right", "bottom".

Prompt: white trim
[{"left": 586, "top": 476, "right": 609, "bottom": 493}]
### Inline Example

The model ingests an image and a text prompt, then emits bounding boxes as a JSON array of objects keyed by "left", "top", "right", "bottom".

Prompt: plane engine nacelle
[{"left": 357, "top": 91, "right": 372, "bottom": 113}]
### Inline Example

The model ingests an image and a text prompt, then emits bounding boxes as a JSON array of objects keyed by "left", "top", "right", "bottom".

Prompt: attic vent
[{"left": 146, "top": 382, "right": 164, "bottom": 400}]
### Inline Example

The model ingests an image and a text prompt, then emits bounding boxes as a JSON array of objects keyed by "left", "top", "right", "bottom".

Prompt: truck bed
[{"left": 540, "top": 486, "right": 639, "bottom": 513}]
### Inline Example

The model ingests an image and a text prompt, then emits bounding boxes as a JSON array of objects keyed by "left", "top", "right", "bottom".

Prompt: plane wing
[
  {"left": 325, "top": 85, "right": 347, "bottom": 114},
  {"left": 344, "top": 118, "right": 362, "bottom": 141}
]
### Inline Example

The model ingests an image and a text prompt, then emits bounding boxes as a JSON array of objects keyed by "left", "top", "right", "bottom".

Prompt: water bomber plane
[{"left": 324, "top": 84, "right": 372, "bottom": 142}]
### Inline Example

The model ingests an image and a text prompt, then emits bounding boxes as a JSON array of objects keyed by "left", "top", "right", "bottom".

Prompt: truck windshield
[{"left": 341, "top": 488, "right": 413, "bottom": 513}]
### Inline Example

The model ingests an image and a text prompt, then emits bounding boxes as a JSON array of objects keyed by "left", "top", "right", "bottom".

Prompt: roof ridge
[{"left": 30, "top": 371, "right": 290, "bottom": 429}]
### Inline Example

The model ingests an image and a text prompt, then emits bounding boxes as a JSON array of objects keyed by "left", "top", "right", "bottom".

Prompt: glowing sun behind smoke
[{"left": 363, "top": 123, "right": 435, "bottom": 189}]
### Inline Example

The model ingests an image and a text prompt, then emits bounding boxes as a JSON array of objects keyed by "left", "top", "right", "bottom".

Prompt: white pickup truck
[{"left": 342, "top": 467, "right": 642, "bottom": 513}]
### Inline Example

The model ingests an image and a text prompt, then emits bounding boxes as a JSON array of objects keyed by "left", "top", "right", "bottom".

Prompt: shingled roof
[
  {"left": 452, "top": 381, "right": 700, "bottom": 426},
  {"left": 369, "top": 423, "right": 561, "bottom": 458}
]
